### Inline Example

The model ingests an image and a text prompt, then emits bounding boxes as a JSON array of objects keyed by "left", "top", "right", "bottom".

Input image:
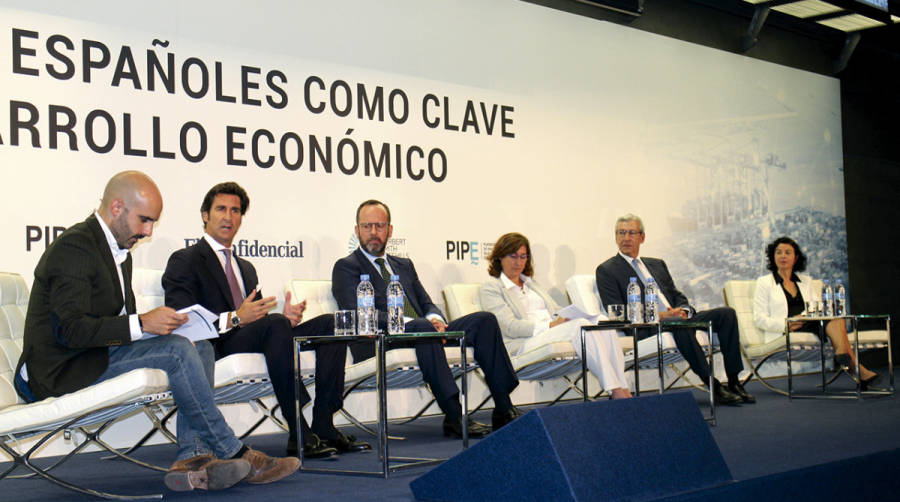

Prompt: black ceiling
[{"left": 525, "top": 0, "right": 899, "bottom": 76}]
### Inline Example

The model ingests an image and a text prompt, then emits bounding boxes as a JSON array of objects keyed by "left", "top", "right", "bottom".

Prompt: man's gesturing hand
[{"left": 235, "top": 291, "right": 278, "bottom": 326}]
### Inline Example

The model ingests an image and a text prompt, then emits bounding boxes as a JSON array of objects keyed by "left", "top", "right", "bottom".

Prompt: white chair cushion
[
  {"left": 132, "top": 268, "right": 165, "bottom": 313},
  {"left": 565, "top": 274, "right": 603, "bottom": 316},
  {"left": 285, "top": 280, "right": 337, "bottom": 319},
  {"left": 854, "top": 329, "right": 889, "bottom": 344},
  {"left": 0, "top": 368, "right": 169, "bottom": 436},
  {"left": 214, "top": 353, "right": 271, "bottom": 386},
  {"left": 442, "top": 284, "right": 483, "bottom": 321},
  {"left": 510, "top": 341, "right": 576, "bottom": 372},
  {"left": 0, "top": 272, "right": 29, "bottom": 410},
  {"left": 214, "top": 351, "right": 317, "bottom": 388}
]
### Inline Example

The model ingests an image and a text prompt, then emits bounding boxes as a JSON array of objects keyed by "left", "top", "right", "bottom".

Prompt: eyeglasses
[
  {"left": 358, "top": 222, "right": 389, "bottom": 231},
  {"left": 506, "top": 253, "right": 529, "bottom": 261},
  {"left": 615, "top": 230, "right": 643, "bottom": 237}
]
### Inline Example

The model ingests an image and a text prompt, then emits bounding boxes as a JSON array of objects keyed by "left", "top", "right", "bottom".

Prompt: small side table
[
  {"left": 585, "top": 319, "right": 716, "bottom": 424},
  {"left": 293, "top": 331, "right": 467, "bottom": 478},
  {"left": 786, "top": 315, "right": 893, "bottom": 400}
]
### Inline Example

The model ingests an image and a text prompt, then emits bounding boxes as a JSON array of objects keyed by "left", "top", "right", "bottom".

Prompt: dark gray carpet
[{"left": 3, "top": 370, "right": 897, "bottom": 501}]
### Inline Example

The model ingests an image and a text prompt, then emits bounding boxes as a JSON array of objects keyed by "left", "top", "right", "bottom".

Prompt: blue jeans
[
  {"left": 14, "top": 370, "right": 37, "bottom": 403},
  {"left": 96, "top": 336, "right": 243, "bottom": 461}
]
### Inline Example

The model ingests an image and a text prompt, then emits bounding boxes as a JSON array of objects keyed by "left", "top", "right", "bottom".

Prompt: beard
[
  {"left": 363, "top": 237, "right": 386, "bottom": 256},
  {"left": 110, "top": 211, "right": 141, "bottom": 249}
]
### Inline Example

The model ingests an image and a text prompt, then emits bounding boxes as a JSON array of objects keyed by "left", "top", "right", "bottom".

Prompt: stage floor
[{"left": 4, "top": 370, "right": 898, "bottom": 501}]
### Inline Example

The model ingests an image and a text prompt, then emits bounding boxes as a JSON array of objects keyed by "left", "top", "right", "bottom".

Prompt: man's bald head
[
  {"left": 98, "top": 171, "right": 163, "bottom": 249},
  {"left": 100, "top": 171, "right": 161, "bottom": 210}
]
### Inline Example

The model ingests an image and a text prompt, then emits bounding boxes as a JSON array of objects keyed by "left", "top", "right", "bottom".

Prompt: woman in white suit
[
  {"left": 753, "top": 236, "right": 879, "bottom": 387},
  {"left": 480, "top": 233, "right": 632, "bottom": 399}
]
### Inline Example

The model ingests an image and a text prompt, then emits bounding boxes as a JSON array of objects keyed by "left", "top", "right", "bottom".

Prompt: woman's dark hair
[
  {"left": 765, "top": 236, "right": 807, "bottom": 273},
  {"left": 487, "top": 233, "right": 533, "bottom": 278}
]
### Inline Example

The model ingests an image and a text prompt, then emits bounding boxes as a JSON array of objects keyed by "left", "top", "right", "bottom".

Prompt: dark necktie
[
  {"left": 222, "top": 249, "right": 244, "bottom": 309},
  {"left": 374, "top": 258, "right": 418, "bottom": 318}
]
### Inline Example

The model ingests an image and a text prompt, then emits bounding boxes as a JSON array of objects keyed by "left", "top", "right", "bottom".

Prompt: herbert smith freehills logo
[
  {"left": 446, "top": 240, "right": 494, "bottom": 266},
  {"left": 184, "top": 238, "right": 303, "bottom": 258},
  {"left": 347, "top": 234, "right": 408, "bottom": 257}
]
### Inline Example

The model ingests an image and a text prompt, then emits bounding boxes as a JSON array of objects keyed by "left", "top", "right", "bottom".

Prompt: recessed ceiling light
[
  {"left": 816, "top": 13, "right": 886, "bottom": 30},
  {"left": 772, "top": 1, "right": 843, "bottom": 19}
]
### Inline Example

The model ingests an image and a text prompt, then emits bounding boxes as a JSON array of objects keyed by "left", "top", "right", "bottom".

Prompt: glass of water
[
  {"left": 607, "top": 304, "right": 625, "bottom": 321},
  {"left": 334, "top": 310, "right": 356, "bottom": 336},
  {"left": 804, "top": 300, "right": 820, "bottom": 316}
]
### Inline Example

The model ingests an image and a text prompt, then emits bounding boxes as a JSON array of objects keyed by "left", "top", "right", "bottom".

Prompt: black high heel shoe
[
  {"left": 861, "top": 372, "right": 882, "bottom": 391},
  {"left": 833, "top": 353, "right": 852, "bottom": 369},
  {"left": 833, "top": 354, "right": 862, "bottom": 384}
]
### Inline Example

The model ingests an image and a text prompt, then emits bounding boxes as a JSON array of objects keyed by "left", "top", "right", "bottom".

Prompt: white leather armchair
[
  {"left": 0, "top": 271, "right": 171, "bottom": 499},
  {"left": 442, "top": 282, "right": 584, "bottom": 405},
  {"left": 723, "top": 279, "right": 890, "bottom": 396}
]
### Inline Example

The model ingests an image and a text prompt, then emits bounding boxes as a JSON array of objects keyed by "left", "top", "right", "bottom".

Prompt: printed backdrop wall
[{"left": 0, "top": 0, "right": 847, "bottom": 312}]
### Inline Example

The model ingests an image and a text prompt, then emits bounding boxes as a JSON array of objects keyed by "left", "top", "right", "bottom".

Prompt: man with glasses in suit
[
  {"left": 595, "top": 213, "right": 754, "bottom": 405},
  {"left": 331, "top": 200, "right": 522, "bottom": 437}
]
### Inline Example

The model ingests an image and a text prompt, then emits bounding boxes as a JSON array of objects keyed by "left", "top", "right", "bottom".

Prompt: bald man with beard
[{"left": 15, "top": 171, "right": 299, "bottom": 492}]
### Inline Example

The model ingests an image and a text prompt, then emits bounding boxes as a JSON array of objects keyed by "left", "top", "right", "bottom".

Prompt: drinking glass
[
  {"left": 607, "top": 304, "right": 625, "bottom": 321},
  {"left": 334, "top": 310, "right": 356, "bottom": 336},
  {"left": 804, "top": 300, "right": 820, "bottom": 316}
]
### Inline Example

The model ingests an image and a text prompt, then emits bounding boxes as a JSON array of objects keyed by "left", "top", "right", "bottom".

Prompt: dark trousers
[
  {"left": 213, "top": 313, "right": 346, "bottom": 441},
  {"left": 655, "top": 307, "right": 743, "bottom": 382},
  {"left": 349, "top": 311, "right": 518, "bottom": 419}
]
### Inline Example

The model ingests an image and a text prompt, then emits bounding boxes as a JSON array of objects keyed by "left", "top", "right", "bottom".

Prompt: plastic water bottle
[
  {"left": 627, "top": 277, "right": 643, "bottom": 324},
  {"left": 644, "top": 277, "right": 659, "bottom": 323},
  {"left": 822, "top": 279, "right": 834, "bottom": 317},
  {"left": 356, "top": 274, "right": 376, "bottom": 335},
  {"left": 834, "top": 279, "right": 847, "bottom": 316},
  {"left": 386, "top": 274, "right": 405, "bottom": 335}
]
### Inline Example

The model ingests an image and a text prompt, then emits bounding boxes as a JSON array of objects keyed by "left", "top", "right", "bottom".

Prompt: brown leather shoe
[
  {"left": 164, "top": 454, "right": 251, "bottom": 491},
  {"left": 242, "top": 448, "right": 300, "bottom": 484}
]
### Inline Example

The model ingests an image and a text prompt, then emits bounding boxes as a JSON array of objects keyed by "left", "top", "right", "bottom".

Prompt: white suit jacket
[
  {"left": 753, "top": 272, "right": 814, "bottom": 343},
  {"left": 480, "top": 275, "right": 560, "bottom": 353}
]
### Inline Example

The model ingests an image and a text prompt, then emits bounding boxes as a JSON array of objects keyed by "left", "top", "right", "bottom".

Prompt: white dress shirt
[
  {"left": 499, "top": 273, "right": 553, "bottom": 336},
  {"left": 618, "top": 251, "right": 673, "bottom": 310}
]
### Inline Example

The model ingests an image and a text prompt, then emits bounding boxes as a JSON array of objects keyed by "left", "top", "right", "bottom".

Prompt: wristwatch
[{"left": 230, "top": 311, "right": 241, "bottom": 328}]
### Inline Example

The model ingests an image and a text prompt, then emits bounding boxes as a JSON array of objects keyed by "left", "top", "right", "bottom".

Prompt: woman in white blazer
[
  {"left": 480, "top": 233, "right": 631, "bottom": 399},
  {"left": 753, "top": 236, "right": 878, "bottom": 387}
]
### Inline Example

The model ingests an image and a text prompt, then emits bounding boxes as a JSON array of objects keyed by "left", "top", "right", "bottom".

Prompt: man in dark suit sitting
[
  {"left": 331, "top": 200, "right": 521, "bottom": 437},
  {"left": 595, "top": 213, "right": 754, "bottom": 405},
  {"left": 15, "top": 171, "right": 298, "bottom": 492},
  {"left": 162, "top": 182, "right": 369, "bottom": 458}
]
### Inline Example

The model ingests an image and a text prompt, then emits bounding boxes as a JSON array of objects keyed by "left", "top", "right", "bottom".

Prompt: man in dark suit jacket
[
  {"left": 332, "top": 200, "right": 521, "bottom": 437},
  {"left": 595, "top": 214, "right": 754, "bottom": 405},
  {"left": 163, "top": 182, "right": 369, "bottom": 459},
  {"left": 15, "top": 171, "right": 298, "bottom": 492}
]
